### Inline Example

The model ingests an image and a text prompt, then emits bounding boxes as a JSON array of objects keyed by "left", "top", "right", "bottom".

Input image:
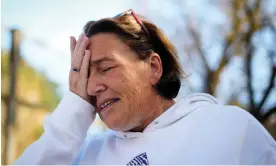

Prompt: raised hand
[{"left": 69, "top": 33, "right": 91, "bottom": 103}]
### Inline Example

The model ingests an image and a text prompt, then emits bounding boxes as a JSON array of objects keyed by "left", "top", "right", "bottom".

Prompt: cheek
[
  {"left": 100, "top": 67, "right": 151, "bottom": 130},
  {"left": 103, "top": 64, "right": 151, "bottom": 107},
  {"left": 122, "top": 67, "right": 151, "bottom": 108},
  {"left": 125, "top": 63, "right": 151, "bottom": 86}
]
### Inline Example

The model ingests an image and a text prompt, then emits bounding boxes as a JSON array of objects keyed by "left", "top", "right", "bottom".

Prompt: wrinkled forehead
[
  {"left": 88, "top": 33, "right": 129, "bottom": 55},
  {"left": 87, "top": 33, "right": 135, "bottom": 64}
]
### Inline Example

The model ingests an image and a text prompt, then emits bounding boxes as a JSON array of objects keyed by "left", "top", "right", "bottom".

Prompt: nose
[{"left": 87, "top": 75, "right": 107, "bottom": 96}]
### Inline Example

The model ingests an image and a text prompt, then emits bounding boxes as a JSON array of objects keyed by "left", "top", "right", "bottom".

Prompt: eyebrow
[{"left": 89, "top": 57, "right": 115, "bottom": 66}]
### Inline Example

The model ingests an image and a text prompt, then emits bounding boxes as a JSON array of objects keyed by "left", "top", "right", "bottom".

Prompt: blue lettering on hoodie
[{"left": 127, "top": 153, "right": 149, "bottom": 165}]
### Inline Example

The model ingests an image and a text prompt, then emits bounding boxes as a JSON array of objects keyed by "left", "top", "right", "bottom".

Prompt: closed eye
[{"left": 102, "top": 67, "right": 113, "bottom": 72}]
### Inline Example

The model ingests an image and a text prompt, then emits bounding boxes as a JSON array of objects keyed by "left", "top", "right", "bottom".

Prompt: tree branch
[
  {"left": 262, "top": 105, "right": 276, "bottom": 123},
  {"left": 188, "top": 25, "right": 211, "bottom": 73},
  {"left": 245, "top": 43, "right": 256, "bottom": 112},
  {"left": 257, "top": 52, "right": 276, "bottom": 110},
  {"left": 210, "top": 0, "right": 242, "bottom": 95},
  {"left": 211, "top": 36, "right": 233, "bottom": 94},
  {"left": 257, "top": 24, "right": 276, "bottom": 110},
  {"left": 1, "top": 94, "right": 52, "bottom": 110},
  {"left": 187, "top": 19, "right": 214, "bottom": 94},
  {"left": 244, "top": 0, "right": 261, "bottom": 114}
]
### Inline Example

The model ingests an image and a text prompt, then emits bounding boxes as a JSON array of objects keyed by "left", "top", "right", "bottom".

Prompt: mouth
[{"left": 98, "top": 98, "right": 120, "bottom": 112}]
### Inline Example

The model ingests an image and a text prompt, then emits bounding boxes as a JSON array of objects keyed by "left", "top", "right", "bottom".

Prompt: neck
[{"left": 129, "top": 96, "right": 175, "bottom": 132}]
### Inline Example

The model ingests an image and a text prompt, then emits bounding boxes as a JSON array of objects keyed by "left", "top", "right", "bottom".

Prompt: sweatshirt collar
[{"left": 111, "top": 93, "right": 220, "bottom": 139}]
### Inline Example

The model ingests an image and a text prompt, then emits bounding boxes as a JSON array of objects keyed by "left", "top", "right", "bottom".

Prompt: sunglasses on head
[{"left": 113, "top": 9, "right": 149, "bottom": 37}]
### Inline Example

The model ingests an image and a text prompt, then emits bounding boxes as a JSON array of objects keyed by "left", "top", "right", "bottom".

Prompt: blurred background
[{"left": 1, "top": 0, "right": 276, "bottom": 164}]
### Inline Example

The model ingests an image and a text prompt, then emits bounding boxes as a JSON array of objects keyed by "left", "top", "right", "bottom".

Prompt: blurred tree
[
  {"left": 173, "top": 0, "right": 275, "bottom": 134},
  {"left": 1, "top": 49, "right": 61, "bottom": 164},
  {"left": 1, "top": 50, "right": 60, "bottom": 110},
  {"left": 186, "top": 0, "right": 275, "bottom": 123}
]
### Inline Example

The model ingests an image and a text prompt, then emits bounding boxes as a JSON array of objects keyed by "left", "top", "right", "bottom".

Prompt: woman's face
[{"left": 87, "top": 33, "right": 157, "bottom": 131}]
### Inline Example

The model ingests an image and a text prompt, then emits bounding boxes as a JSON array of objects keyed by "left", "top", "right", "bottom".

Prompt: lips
[{"left": 97, "top": 98, "right": 120, "bottom": 111}]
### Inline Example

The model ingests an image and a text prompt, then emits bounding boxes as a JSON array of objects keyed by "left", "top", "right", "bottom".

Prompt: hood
[{"left": 111, "top": 93, "right": 221, "bottom": 139}]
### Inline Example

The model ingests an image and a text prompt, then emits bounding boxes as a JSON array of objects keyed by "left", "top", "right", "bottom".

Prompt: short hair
[{"left": 83, "top": 14, "right": 184, "bottom": 99}]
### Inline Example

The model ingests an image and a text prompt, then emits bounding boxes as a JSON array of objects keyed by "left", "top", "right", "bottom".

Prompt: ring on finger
[{"left": 72, "top": 67, "right": 80, "bottom": 72}]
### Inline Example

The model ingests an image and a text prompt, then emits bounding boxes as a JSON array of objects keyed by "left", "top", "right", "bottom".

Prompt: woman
[{"left": 14, "top": 9, "right": 276, "bottom": 165}]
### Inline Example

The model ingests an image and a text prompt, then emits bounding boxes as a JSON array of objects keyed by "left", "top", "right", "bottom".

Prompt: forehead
[{"left": 88, "top": 33, "right": 128, "bottom": 57}]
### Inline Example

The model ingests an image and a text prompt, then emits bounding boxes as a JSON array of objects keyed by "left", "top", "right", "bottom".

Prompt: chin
[
  {"left": 100, "top": 114, "right": 121, "bottom": 130},
  {"left": 104, "top": 122, "right": 126, "bottom": 131},
  {"left": 102, "top": 118, "right": 132, "bottom": 131}
]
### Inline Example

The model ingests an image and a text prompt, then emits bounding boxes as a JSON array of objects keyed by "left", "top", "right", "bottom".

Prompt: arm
[
  {"left": 14, "top": 33, "right": 93, "bottom": 164},
  {"left": 13, "top": 91, "right": 96, "bottom": 164}
]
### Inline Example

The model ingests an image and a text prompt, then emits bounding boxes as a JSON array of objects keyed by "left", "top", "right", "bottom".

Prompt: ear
[{"left": 149, "top": 53, "right": 163, "bottom": 86}]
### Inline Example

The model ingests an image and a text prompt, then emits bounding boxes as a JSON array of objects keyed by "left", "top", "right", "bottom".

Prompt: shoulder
[
  {"left": 195, "top": 103, "right": 271, "bottom": 139},
  {"left": 176, "top": 93, "right": 255, "bottom": 125},
  {"left": 176, "top": 92, "right": 276, "bottom": 144},
  {"left": 196, "top": 103, "right": 254, "bottom": 123},
  {"left": 194, "top": 103, "right": 276, "bottom": 162}
]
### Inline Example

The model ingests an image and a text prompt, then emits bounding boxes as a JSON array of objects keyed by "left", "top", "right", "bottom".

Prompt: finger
[
  {"left": 80, "top": 50, "right": 91, "bottom": 78},
  {"left": 73, "top": 33, "right": 85, "bottom": 56},
  {"left": 71, "top": 38, "right": 88, "bottom": 69},
  {"left": 70, "top": 36, "right": 77, "bottom": 54},
  {"left": 71, "top": 34, "right": 86, "bottom": 68},
  {"left": 77, "top": 36, "right": 89, "bottom": 57}
]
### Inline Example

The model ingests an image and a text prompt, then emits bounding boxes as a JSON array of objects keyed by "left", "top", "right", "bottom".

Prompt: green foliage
[{"left": 1, "top": 50, "right": 60, "bottom": 111}]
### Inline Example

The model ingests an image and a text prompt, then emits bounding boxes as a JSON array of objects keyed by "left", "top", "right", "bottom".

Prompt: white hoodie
[{"left": 14, "top": 91, "right": 276, "bottom": 165}]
